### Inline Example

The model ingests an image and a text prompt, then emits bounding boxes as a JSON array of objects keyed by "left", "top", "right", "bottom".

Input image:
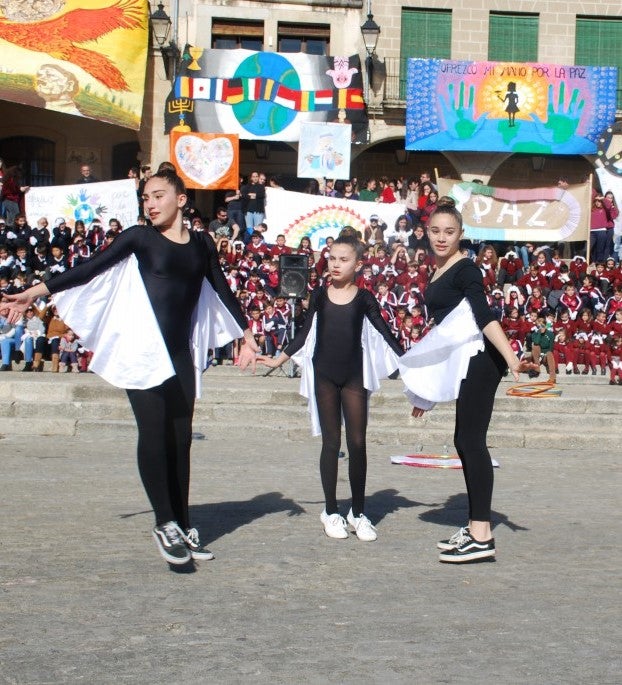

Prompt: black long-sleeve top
[
  {"left": 424, "top": 258, "right": 495, "bottom": 330},
  {"left": 46, "top": 226, "right": 248, "bottom": 356},
  {"left": 284, "top": 287, "right": 404, "bottom": 382}
]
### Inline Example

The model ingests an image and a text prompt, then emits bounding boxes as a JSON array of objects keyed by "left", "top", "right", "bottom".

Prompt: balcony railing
[{"left": 381, "top": 57, "right": 622, "bottom": 113}]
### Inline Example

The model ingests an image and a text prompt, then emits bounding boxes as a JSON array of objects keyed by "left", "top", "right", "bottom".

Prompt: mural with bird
[{"left": 0, "top": 0, "right": 146, "bottom": 91}]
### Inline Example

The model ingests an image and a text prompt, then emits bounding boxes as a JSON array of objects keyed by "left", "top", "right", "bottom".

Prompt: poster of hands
[
  {"left": 406, "top": 58, "right": 617, "bottom": 155},
  {"left": 297, "top": 122, "right": 352, "bottom": 180}
]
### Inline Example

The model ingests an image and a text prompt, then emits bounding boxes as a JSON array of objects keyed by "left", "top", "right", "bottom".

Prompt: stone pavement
[{"left": 0, "top": 390, "right": 620, "bottom": 685}]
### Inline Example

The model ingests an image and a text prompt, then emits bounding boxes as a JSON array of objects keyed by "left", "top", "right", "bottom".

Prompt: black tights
[
  {"left": 454, "top": 346, "right": 505, "bottom": 522},
  {"left": 314, "top": 369, "right": 368, "bottom": 517},
  {"left": 126, "top": 353, "right": 195, "bottom": 529}
]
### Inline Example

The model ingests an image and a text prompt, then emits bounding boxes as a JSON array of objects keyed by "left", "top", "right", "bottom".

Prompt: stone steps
[{"left": 0, "top": 371, "right": 619, "bottom": 450}]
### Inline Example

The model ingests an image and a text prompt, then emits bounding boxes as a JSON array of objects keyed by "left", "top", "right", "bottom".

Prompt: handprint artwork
[{"left": 406, "top": 58, "right": 617, "bottom": 155}]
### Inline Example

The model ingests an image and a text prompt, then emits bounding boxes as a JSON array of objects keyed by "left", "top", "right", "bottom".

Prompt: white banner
[
  {"left": 25, "top": 179, "right": 140, "bottom": 230},
  {"left": 595, "top": 166, "right": 622, "bottom": 236},
  {"left": 265, "top": 187, "right": 407, "bottom": 249}
]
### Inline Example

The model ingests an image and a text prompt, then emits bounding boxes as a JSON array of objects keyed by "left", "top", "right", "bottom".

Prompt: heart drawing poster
[{"left": 170, "top": 131, "right": 239, "bottom": 189}]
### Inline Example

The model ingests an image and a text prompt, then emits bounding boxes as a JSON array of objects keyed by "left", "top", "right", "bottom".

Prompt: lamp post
[
  {"left": 150, "top": 3, "right": 180, "bottom": 82},
  {"left": 360, "top": 10, "right": 380, "bottom": 94}
]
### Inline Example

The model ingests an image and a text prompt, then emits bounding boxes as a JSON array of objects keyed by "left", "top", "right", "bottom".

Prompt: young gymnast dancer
[
  {"left": 258, "top": 235, "right": 404, "bottom": 541},
  {"left": 3, "top": 171, "right": 259, "bottom": 567},
  {"left": 400, "top": 204, "right": 527, "bottom": 563}
]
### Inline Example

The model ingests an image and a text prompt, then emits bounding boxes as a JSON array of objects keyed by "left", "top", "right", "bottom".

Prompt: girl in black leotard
[
  {"left": 407, "top": 205, "right": 527, "bottom": 563},
  {"left": 4, "top": 171, "right": 259, "bottom": 567},
  {"left": 258, "top": 236, "right": 404, "bottom": 542}
]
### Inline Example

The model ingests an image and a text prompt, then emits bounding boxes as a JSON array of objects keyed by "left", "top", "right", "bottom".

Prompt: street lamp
[
  {"left": 150, "top": 3, "right": 180, "bottom": 82},
  {"left": 360, "top": 13, "right": 381, "bottom": 58},
  {"left": 360, "top": 12, "right": 380, "bottom": 92}
]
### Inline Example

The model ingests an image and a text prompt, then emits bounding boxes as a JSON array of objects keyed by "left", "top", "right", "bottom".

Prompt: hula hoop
[{"left": 506, "top": 381, "right": 562, "bottom": 398}]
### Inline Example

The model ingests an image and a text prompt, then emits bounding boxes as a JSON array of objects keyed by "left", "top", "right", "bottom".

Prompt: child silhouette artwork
[{"left": 498, "top": 81, "right": 519, "bottom": 127}]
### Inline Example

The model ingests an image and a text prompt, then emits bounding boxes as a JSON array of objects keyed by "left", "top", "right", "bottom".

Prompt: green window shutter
[
  {"left": 576, "top": 17, "right": 622, "bottom": 108},
  {"left": 400, "top": 9, "right": 452, "bottom": 99},
  {"left": 488, "top": 12, "right": 538, "bottom": 62}
]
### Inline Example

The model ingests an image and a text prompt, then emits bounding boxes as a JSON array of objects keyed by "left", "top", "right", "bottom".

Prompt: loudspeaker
[{"left": 279, "top": 253, "right": 308, "bottom": 297}]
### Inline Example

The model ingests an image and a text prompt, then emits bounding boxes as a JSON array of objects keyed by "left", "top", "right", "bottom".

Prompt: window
[
  {"left": 488, "top": 12, "right": 538, "bottom": 62},
  {"left": 212, "top": 19, "right": 263, "bottom": 51},
  {"left": 278, "top": 23, "right": 329, "bottom": 55},
  {"left": 399, "top": 9, "right": 452, "bottom": 99},
  {"left": 576, "top": 16, "right": 622, "bottom": 109},
  {"left": 0, "top": 136, "right": 55, "bottom": 186}
]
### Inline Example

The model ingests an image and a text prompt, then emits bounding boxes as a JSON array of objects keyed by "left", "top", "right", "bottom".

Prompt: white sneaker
[
  {"left": 320, "top": 510, "right": 348, "bottom": 539},
  {"left": 347, "top": 509, "right": 378, "bottom": 542}
]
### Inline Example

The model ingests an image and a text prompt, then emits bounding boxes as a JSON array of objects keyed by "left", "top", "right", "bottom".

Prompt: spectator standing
[
  {"left": 242, "top": 171, "right": 266, "bottom": 229},
  {"left": 76, "top": 164, "right": 99, "bottom": 184}
]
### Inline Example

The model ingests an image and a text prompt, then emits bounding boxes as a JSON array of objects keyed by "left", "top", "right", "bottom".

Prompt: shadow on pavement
[
  {"left": 190, "top": 491, "right": 306, "bottom": 544},
  {"left": 419, "top": 493, "right": 530, "bottom": 532}
]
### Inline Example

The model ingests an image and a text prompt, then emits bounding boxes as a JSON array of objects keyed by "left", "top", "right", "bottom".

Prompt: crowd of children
[{"left": 1, "top": 173, "right": 622, "bottom": 385}]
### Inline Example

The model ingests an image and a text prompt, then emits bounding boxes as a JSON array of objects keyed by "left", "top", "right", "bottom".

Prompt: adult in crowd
[
  {"left": 76, "top": 164, "right": 99, "bottom": 184},
  {"left": 242, "top": 171, "right": 266, "bottom": 229}
]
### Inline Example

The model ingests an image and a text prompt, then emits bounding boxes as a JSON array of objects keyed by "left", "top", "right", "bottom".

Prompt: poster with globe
[
  {"left": 164, "top": 46, "right": 368, "bottom": 143},
  {"left": 405, "top": 58, "right": 617, "bottom": 155},
  {"left": 25, "top": 179, "right": 139, "bottom": 230}
]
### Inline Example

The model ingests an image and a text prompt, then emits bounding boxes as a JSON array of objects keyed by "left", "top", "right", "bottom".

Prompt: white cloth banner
[
  {"left": 25, "top": 179, "right": 140, "bottom": 231},
  {"left": 595, "top": 166, "right": 622, "bottom": 236},
  {"left": 265, "top": 187, "right": 407, "bottom": 250}
]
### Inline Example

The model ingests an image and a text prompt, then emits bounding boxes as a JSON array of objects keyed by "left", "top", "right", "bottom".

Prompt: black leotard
[
  {"left": 424, "top": 258, "right": 496, "bottom": 330},
  {"left": 424, "top": 257, "right": 505, "bottom": 523},
  {"left": 46, "top": 225, "right": 248, "bottom": 356},
  {"left": 46, "top": 225, "right": 248, "bottom": 532},
  {"left": 284, "top": 287, "right": 404, "bottom": 384}
]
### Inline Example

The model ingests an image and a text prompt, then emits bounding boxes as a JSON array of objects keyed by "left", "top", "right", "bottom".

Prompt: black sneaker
[
  {"left": 439, "top": 533, "right": 495, "bottom": 563},
  {"left": 152, "top": 522, "right": 191, "bottom": 564},
  {"left": 183, "top": 528, "right": 215, "bottom": 561},
  {"left": 437, "top": 526, "right": 470, "bottom": 551}
]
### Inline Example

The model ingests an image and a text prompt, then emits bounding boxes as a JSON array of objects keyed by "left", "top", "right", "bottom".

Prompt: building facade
[{"left": 1, "top": 1, "right": 621, "bottom": 201}]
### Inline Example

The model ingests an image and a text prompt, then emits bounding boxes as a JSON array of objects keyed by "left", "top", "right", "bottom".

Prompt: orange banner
[
  {"left": 0, "top": 0, "right": 148, "bottom": 129},
  {"left": 170, "top": 132, "right": 239, "bottom": 190}
]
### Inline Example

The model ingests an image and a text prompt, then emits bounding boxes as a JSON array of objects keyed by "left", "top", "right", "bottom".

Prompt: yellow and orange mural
[{"left": 0, "top": 0, "right": 149, "bottom": 129}]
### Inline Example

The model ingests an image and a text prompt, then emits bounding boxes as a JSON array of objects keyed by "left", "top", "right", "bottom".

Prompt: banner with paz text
[{"left": 437, "top": 178, "right": 591, "bottom": 243}]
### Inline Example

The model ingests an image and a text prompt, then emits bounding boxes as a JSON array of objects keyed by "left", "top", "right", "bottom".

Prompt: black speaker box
[{"left": 279, "top": 253, "right": 308, "bottom": 297}]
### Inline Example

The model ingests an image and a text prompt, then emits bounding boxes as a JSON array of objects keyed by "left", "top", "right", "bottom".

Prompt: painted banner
[
  {"left": 264, "top": 187, "right": 406, "bottom": 249},
  {"left": 297, "top": 122, "right": 352, "bottom": 179},
  {"left": 165, "top": 47, "right": 368, "bottom": 143},
  {"left": 437, "top": 178, "right": 591, "bottom": 243},
  {"left": 170, "top": 132, "right": 239, "bottom": 190},
  {"left": 0, "top": 0, "right": 149, "bottom": 129},
  {"left": 25, "top": 179, "right": 139, "bottom": 230},
  {"left": 406, "top": 59, "right": 618, "bottom": 155},
  {"left": 595, "top": 167, "right": 622, "bottom": 236}
]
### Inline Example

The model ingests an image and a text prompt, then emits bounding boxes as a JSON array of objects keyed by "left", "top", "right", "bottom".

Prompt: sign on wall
[
  {"left": 170, "top": 132, "right": 239, "bottom": 190},
  {"left": 165, "top": 47, "right": 368, "bottom": 143},
  {"left": 406, "top": 59, "right": 617, "bottom": 155},
  {"left": 297, "top": 123, "right": 352, "bottom": 179},
  {"left": 0, "top": 0, "right": 149, "bottom": 129}
]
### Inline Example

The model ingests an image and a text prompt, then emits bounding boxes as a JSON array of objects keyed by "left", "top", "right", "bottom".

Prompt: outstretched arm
[{"left": 482, "top": 320, "right": 522, "bottom": 380}]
